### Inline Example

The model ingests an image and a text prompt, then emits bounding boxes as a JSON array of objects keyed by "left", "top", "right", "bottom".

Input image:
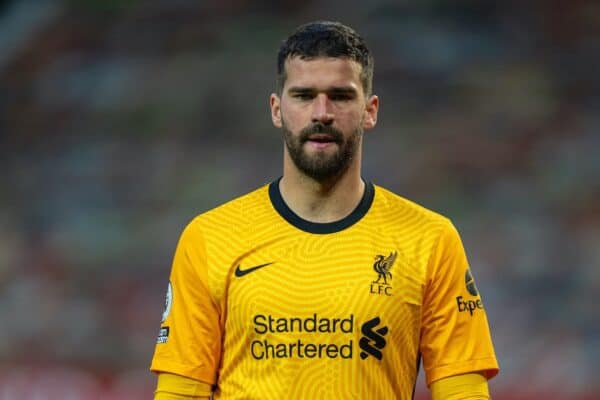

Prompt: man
[{"left": 150, "top": 21, "right": 499, "bottom": 399}]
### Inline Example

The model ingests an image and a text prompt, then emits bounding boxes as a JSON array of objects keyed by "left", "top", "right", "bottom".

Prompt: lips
[
  {"left": 299, "top": 124, "right": 343, "bottom": 145},
  {"left": 307, "top": 133, "right": 336, "bottom": 143}
]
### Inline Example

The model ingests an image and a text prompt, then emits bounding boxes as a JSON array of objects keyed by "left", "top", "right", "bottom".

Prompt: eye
[
  {"left": 294, "top": 92, "right": 314, "bottom": 100},
  {"left": 329, "top": 93, "right": 352, "bottom": 101},
  {"left": 328, "top": 91, "right": 356, "bottom": 101}
]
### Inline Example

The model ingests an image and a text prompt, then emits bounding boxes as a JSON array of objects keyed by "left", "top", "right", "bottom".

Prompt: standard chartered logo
[
  {"left": 250, "top": 314, "right": 388, "bottom": 361},
  {"left": 251, "top": 314, "right": 353, "bottom": 360},
  {"left": 358, "top": 317, "right": 388, "bottom": 360}
]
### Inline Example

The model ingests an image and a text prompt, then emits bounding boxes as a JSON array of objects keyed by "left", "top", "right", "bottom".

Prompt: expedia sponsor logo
[
  {"left": 249, "top": 314, "right": 388, "bottom": 361},
  {"left": 456, "top": 296, "right": 483, "bottom": 316},
  {"left": 359, "top": 317, "right": 388, "bottom": 360},
  {"left": 465, "top": 269, "right": 478, "bottom": 296},
  {"left": 456, "top": 268, "right": 484, "bottom": 316}
]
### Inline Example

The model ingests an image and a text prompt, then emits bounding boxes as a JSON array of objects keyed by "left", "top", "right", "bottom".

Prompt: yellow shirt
[{"left": 150, "top": 180, "right": 499, "bottom": 399}]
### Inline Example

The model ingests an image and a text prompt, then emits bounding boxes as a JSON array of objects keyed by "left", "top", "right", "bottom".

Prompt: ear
[
  {"left": 362, "top": 95, "right": 379, "bottom": 130},
  {"left": 270, "top": 93, "right": 282, "bottom": 128}
]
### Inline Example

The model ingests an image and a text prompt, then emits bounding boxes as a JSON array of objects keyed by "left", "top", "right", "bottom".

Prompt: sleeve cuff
[
  {"left": 150, "top": 359, "right": 216, "bottom": 385},
  {"left": 426, "top": 357, "right": 499, "bottom": 386}
]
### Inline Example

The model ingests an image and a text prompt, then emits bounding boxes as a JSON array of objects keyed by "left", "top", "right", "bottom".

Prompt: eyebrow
[
  {"left": 287, "top": 87, "right": 314, "bottom": 95},
  {"left": 287, "top": 86, "right": 358, "bottom": 95}
]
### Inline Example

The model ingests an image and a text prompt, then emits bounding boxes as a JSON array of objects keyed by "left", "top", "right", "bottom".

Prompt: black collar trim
[{"left": 268, "top": 177, "right": 375, "bottom": 234}]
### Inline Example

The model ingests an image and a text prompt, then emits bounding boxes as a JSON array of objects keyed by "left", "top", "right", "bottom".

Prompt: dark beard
[{"left": 282, "top": 121, "right": 362, "bottom": 181}]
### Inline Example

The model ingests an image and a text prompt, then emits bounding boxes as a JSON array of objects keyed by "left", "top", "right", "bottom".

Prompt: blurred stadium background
[{"left": 0, "top": 0, "right": 598, "bottom": 399}]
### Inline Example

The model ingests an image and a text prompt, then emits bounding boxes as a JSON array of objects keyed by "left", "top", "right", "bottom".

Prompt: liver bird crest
[{"left": 373, "top": 251, "right": 397, "bottom": 285}]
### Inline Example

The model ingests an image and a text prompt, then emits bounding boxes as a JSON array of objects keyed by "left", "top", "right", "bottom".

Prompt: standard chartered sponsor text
[
  {"left": 253, "top": 313, "right": 354, "bottom": 334},
  {"left": 251, "top": 313, "right": 354, "bottom": 360}
]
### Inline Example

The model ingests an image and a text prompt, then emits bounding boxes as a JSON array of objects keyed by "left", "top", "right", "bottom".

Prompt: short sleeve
[
  {"left": 150, "top": 220, "right": 222, "bottom": 385},
  {"left": 420, "top": 221, "right": 499, "bottom": 386}
]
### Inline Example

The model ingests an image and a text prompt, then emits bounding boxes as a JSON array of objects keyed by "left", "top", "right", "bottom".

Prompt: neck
[{"left": 280, "top": 156, "right": 365, "bottom": 223}]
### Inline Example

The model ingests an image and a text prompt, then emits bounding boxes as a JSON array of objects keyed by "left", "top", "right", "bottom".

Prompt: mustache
[{"left": 298, "top": 123, "right": 344, "bottom": 143}]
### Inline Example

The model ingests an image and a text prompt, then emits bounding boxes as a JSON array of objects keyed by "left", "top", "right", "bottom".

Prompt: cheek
[
  {"left": 280, "top": 105, "right": 308, "bottom": 129},
  {"left": 336, "top": 109, "right": 364, "bottom": 127}
]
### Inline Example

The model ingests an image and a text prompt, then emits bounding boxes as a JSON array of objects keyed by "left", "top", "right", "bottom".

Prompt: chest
[{"left": 221, "top": 234, "right": 425, "bottom": 335}]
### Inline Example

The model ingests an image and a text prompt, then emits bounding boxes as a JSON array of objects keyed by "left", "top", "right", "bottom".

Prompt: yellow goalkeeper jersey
[{"left": 150, "top": 179, "right": 499, "bottom": 399}]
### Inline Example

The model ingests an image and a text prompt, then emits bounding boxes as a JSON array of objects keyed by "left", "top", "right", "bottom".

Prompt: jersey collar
[{"left": 268, "top": 177, "right": 375, "bottom": 234}]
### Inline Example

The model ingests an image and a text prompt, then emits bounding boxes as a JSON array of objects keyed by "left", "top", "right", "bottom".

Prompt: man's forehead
[
  {"left": 283, "top": 56, "right": 363, "bottom": 87},
  {"left": 285, "top": 55, "right": 362, "bottom": 71}
]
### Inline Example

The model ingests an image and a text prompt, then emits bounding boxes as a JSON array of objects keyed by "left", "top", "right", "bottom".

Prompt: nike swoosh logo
[{"left": 235, "top": 262, "right": 274, "bottom": 277}]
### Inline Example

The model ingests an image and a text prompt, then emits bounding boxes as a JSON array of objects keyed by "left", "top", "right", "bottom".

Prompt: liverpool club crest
[{"left": 370, "top": 251, "right": 397, "bottom": 296}]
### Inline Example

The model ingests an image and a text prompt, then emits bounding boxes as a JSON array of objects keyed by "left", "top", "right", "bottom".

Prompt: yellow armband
[
  {"left": 154, "top": 372, "right": 213, "bottom": 400},
  {"left": 431, "top": 372, "right": 490, "bottom": 400}
]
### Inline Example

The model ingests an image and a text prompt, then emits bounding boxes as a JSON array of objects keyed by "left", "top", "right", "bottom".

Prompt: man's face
[{"left": 270, "top": 57, "right": 378, "bottom": 181}]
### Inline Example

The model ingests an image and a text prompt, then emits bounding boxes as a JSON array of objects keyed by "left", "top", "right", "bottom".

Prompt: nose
[{"left": 311, "top": 93, "right": 334, "bottom": 124}]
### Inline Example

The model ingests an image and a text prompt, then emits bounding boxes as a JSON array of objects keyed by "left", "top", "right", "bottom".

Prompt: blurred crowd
[{"left": 0, "top": 0, "right": 598, "bottom": 398}]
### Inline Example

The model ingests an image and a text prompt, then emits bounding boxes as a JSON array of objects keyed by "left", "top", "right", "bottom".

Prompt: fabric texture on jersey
[{"left": 150, "top": 179, "right": 499, "bottom": 399}]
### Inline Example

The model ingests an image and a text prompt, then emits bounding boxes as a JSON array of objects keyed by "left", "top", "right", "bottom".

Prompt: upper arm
[
  {"left": 150, "top": 221, "right": 223, "bottom": 384},
  {"left": 420, "top": 222, "right": 499, "bottom": 385}
]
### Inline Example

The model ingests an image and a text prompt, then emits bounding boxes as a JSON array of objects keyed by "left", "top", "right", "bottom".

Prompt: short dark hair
[{"left": 276, "top": 21, "right": 374, "bottom": 96}]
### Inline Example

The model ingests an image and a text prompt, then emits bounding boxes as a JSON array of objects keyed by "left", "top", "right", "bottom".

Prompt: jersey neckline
[{"left": 268, "top": 177, "right": 375, "bottom": 234}]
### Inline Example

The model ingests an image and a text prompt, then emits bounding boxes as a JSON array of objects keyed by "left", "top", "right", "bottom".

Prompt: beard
[{"left": 282, "top": 119, "right": 363, "bottom": 181}]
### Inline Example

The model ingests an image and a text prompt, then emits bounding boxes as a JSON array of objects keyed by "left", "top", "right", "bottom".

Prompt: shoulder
[
  {"left": 172, "top": 183, "right": 273, "bottom": 265},
  {"left": 372, "top": 184, "right": 452, "bottom": 231},
  {"left": 184, "top": 183, "right": 272, "bottom": 234},
  {"left": 371, "top": 185, "right": 465, "bottom": 283}
]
